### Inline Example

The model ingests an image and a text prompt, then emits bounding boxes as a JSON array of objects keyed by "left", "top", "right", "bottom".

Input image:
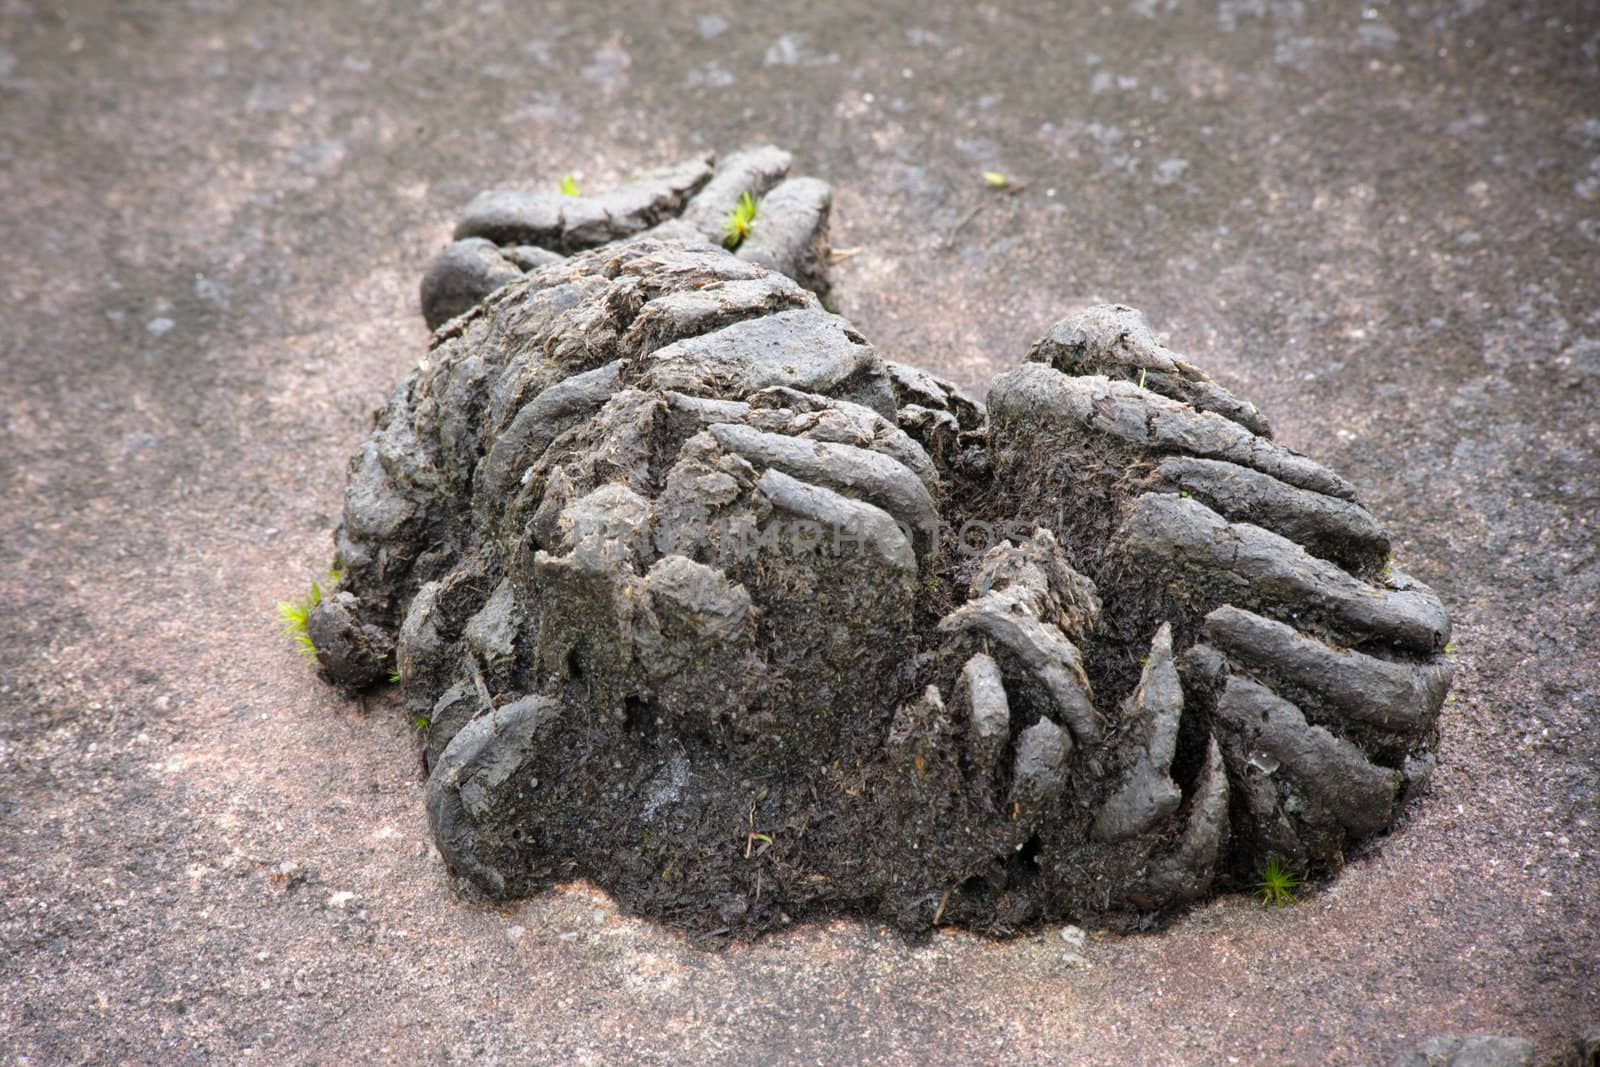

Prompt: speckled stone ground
[{"left": 1, "top": 1, "right": 1596, "bottom": 1063}]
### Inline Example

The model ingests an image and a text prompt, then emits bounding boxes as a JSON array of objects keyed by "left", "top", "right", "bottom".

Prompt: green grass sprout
[
  {"left": 722, "top": 191, "right": 758, "bottom": 249},
  {"left": 277, "top": 564, "right": 342, "bottom": 663},
  {"left": 559, "top": 175, "right": 580, "bottom": 196},
  {"left": 1254, "top": 856, "right": 1299, "bottom": 907},
  {"left": 277, "top": 580, "right": 324, "bottom": 661},
  {"left": 982, "top": 170, "right": 1008, "bottom": 188}
]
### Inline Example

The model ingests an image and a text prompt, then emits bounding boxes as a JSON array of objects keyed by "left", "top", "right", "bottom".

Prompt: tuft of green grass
[
  {"left": 412, "top": 714, "right": 431, "bottom": 732},
  {"left": 722, "top": 191, "right": 758, "bottom": 249},
  {"left": 559, "top": 174, "right": 580, "bottom": 196},
  {"left": 277, "top": 565, "right": 342, "bottom": 662},
  {"left": 277, "top": 580, "right": 324, "bottom": 661},
  {"left": 1253, "top": 856, "right": 1299, "bottom": 907}
]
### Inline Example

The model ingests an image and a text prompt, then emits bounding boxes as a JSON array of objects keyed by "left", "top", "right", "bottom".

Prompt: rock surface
[
  {"left": 315, "top": 156, "right": 1451, "bottom": 938},
  {"left": 3, "top": 3, "right": 1597, "bottom": 1061}
]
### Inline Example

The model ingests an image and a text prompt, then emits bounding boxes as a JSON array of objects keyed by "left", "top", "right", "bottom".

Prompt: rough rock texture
[{"left": 314, "top": 156, "right": 1451, "bottom": 939}]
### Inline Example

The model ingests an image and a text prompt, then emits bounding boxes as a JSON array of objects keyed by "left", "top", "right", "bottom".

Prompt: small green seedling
[
  {"left": 412, "top": 714, "right": 431, "bottom": 732},
  {"left": 982, "top": 170, "right": 1008, "bottom": 189},
  {"left": 277, "top": 580, "right": 324, "bottom": 661},
  {"left": 388, "top": 668, "right": 403, "bottom": 685},
  {"left": 1253, "top": 856, "right": 1299, "bottom": 907},
  {"left": 559, "top": 175, "right": 580, "bottom": 196},
  {"left": 722, "top": 191, "right": 758, "bottom": 249}
]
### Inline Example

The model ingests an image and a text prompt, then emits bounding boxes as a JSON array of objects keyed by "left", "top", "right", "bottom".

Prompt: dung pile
[{"left": 307, "top": 148, "right": 1450, "bottom": 938}]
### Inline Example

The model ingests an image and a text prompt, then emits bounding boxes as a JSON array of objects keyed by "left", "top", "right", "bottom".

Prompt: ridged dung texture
[{"left": 309, "top": 150, "right": 1451, "bottom": 939}]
